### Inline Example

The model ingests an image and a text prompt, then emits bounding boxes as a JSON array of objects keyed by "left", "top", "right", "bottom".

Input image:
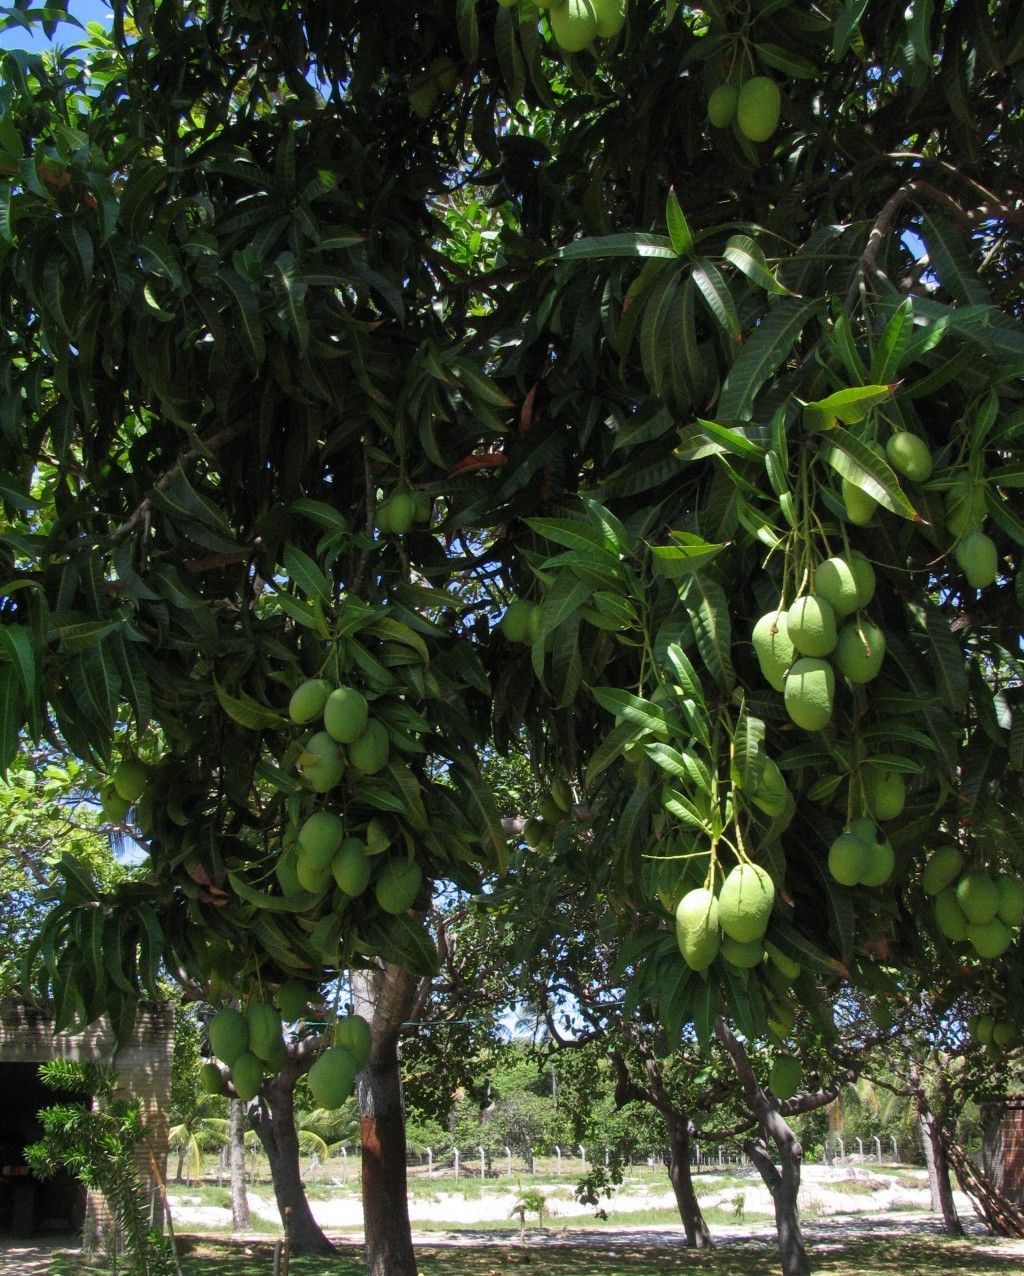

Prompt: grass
[{"left": 47, "top": 1233, "right": 1024, "bottom": 1276}]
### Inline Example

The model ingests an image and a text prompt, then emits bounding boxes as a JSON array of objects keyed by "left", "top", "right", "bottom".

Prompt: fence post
[
  {"left": 873, "top": 1136, "right": 882, "bottom": 1164},
  {"left": 855, "top": 1137, "right": 864, "bottom": 1158},
  {"left": 891, "top": 1136, "right": 899, "bottom": 1162},
  {"left": 505, "top": 1146, "right": 512, "bottom": 1177},
  {"left": 454, "top": 1148, "right": 460, "bottom": 1180},
  {"left": 555, "top": 1146, "right": 561, "bottom": 1176},
  {"left": 479, "top": 1147, "right": 486, "bottom": 1181},
  {"left": 578, "top": 1144, "right": 586, "bottom": 1172},
  {"left": 427, "top": 1147, "right": 432, "bottom": 1176},
  {"left": 718, "top": 1145, "right": 724, "bottom": 1168},
  {"left": 836, "top": 1136, "right": 845, "bottom": 1160},
  {"left": 604, "top": 1144, "right": 609, "bottom": 1168}
]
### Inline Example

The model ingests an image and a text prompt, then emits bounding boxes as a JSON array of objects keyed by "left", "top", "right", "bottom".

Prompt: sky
[{"left": 0, "top": 2, "right": 111, "bottom": 52}]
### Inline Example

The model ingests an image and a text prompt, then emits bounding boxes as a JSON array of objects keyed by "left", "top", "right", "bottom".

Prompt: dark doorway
[{"left": 0, "top": 1063, "right": 86, "bottom": 1238}]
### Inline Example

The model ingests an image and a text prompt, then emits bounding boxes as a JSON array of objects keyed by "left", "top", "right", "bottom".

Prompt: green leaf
[
  {"left": 220, "top": 268, "right": 266, "bottom": 366},
  {"left": 645, "top": 742, "right": 713, "bottom": 791},
  {"left": 0, "top": 664, "right": 22, "bottom": 773},
  {"left": 677, "top": 418, "right": 765, "bottom": 461},
  {"left": 834, "top": 0, "right": 869, "bottom": 55},
  {"left": 816, "top": 425, "right": 919, "bottom": 519},
  {"left": 801, "top": 384, "right": 896, "bottom": 426},
  {"left": 752, "top": 43, "right": 815, "bottom": 79},
  {"left": 555, "top": 233, "right": 677, "bottom": 261},
  {"left": 664, "top": 643, "right": 706, "bottom": 708},
  {"left": 722, "top": 963, "right": 766, "bottom": 1040},
  {"left": 692, "top": 977, "right": 720, "bottom": 1046},
  {"left": 665, "top": 188, "right": 692, "bottom": 257},
  {"left": 692, "top": 257, "right": 740, "bottom": 341},
  {"left": 283, "top": 543, "right": 332, "bottom": 604},
  {"left": 722, "top": 235, "right": 789, "bottom": 296},
  {"left": 650, "top": 532, "right": 729, "bottom": 578},
  {"left": 919, "top": 214, "right": 989, "bottom": 305},
  {"left": 375, "top": 914, "right": 439, "bottom": 978},
  {"left": 526, "top": 516, "right": 622, "bottom": 560},
  {"left": 227, "top": 872, "right": 320, "bottom": 912},
  {"left": 0, "top": 621, "right": 35, "bottom": 701},
  {"left": 659, "top": 961, "right": 695, "bottom": 1043},
  {"left": 731, "top": 710, "right": 766, "bottom": 792},
  {"left": 448, "top": 356, "right": 513, "bottom": 408},
  {"left": 870, "top": 299, "right": 913, "bottom": 384},
  {"left": 214, "top": 681, "right": 289, "bottom": 731},
  {"left": 718, "top": 299, "right": 818, "bottom": 421},
  {"left": 455, "top": 771, "right": 509, "bottom": 873},
  {"left": 923, "top": 603, "right": 968, "bottom": 712},
  {"left": 679, "top": 575, "right": 735, "bottom": 691},
  {"left": 456, "top": 0, "right": 480, "bottom": 60},
  {"left": 590, "top": 687, "right": 672, "bottom": 737}
]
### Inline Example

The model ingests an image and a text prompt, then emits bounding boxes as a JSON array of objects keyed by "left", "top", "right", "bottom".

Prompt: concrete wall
[{"left": 0, "top": 998, "right": 174, "bottom": 1247}]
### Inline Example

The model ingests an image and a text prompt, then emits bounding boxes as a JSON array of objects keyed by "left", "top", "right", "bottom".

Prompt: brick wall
[
  {"left": 0, "top": 998, "right": 175, "bottom": 1248},
  {"left": 981, "top": 1098, "right": 1024, "bottom": 1206}
]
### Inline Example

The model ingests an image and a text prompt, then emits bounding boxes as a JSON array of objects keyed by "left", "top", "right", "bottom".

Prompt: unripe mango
[
  {"left": 675, "top": 887, "right": 720, "bottom": 971},
  {"left": 323, "top": 686, "right": 369, "bottom": 744},
  {"left": 592, "top": 0, "right": 627, "bottom": 38},
  {"left": 864, "top": 766, "right": 905, "bottom": 821},
  {"left": 957, "top": 871, "right": 999, "bottom": 925},
  {"left": 922, "top": 846, "right": 964, "bottom": 896},
  {"left": 828, "top": 830, "right": 869, "bottom": 886},
  {"left": 842, "top": 478, "right": 877, "bottom": 525},
  {"left": 718, "top": 863, "right": 774, "bottom": 943},
  {"left": 934, "top": 888, "right": 969, "bottom": 940},
  {"left": 885, "top": 431, "right": 933, "bottom": 482},
  {"left": 956, "top": 530, "right": 998, "bottom": 588},
  {"left": 708, "top": 84, "right": 738, "bottom": 128},
  {"left": 752, "top": 610, "right": 795, "bottom": 691},
  {"left": 550, "top": 0, "right": 598, "bottom": 52},
  {"left": 836, "top": 619, "right": 885, "bottom": 683},
  {"left": 736, "top": 77, "right": 781, "bottom": 142},
  {"left": 347, "top": 719, "right": 389, "bottom": 775},
  {"left": 786, "top": 594, "right": 838, "bottom": 657},
  {"left": 784, "top": 658, "right": 834, "bottom": 731},
  {"left": 288, "top": 678, "right": 332, "bottom": 725}
]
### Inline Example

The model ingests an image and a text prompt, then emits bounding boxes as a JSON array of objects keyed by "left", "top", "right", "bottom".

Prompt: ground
[{"left": 6, "top": 1163, "right": 1024, "bottom": 1273}]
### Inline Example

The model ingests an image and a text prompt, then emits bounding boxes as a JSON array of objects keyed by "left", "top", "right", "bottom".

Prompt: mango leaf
[
  {"left": 717, "top": 299, "right": 818, "bottom": 421},
  {"left": 665, "top": 187, "right": 693, "bottom": 257},
  {"left": 923, "top": 603, "right": 968, "bottom": 711},
  {"left": 801, "top": 383, "right": 896, "bottom": 427},
  {"left": 722, "top": 234, "right": 790, "bottom": 296},
  {"left": 645, "top": 742, "right": 713, "bottom": 792},
  {"left": 590, "top": 687, "right": 672, "bottom": 737},
  {"left": 659, "top": 960, "right": 695, "bottom": 1042},
  {"left": 731, "top": 709, "right": 766, "bottom": 792},
  {"left": 721, "top": 962, "right": 766, "bottom": 1041},
  {"left": 650, "top": 531, "right": 729, "bottom": 578},
  {"left": 692, "top": 976, "right": 720, "bottom": 1046},
  {"left": 693, "top": 257, "right": 740, "bottom": 341},
  {"left": 555, "top": 232, "right": 677, "bottom": 261},
  {"left": 0, "top": 621, "right": 35, "bottom": 701},
  {"left": 283, "top": 543, "right": 332, "bottom": 603},
  {"left": 680, "top": 418, "right": 765, "bottom": 460},
  {"left": 377, "top": 914, "right": 440, "bottom": 978},
  {"left": 679, "top": 575, "right": 735, "bottom": 691},
  {"left": 214, "top": 681, "right": 289, "bottom": 731},
  {"left": 456, "top": 0, "right": 480, "bottom": 60},
  {"left": 664, "top": 642, "right": 706, "bottom": 708},
  {"left": 834, "top": 0, "right": 870, "bottom": 55}
]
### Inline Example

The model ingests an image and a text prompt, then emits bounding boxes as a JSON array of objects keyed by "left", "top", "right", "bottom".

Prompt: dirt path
[{"left": 0, "top": 1236, "right": 77, "bottom": 1274}]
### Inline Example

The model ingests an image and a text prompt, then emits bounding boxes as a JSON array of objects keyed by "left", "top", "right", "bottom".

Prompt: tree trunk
[
  {"left": 249, "top": 1070, "right": 336, "bottom": 1256},
  {"left": 714, "top": 1019, "right": 810, "bottom": 1276},
  {"left": 665, "top": 1112, "right": 714, "bottom": 1247},
  {"left": 916, "top": 1091, "right": 963, "bottom": 1235},
  {"left": 228, "top": 1099, "right": 251, "bottom": 1231},
  {"left": 351, "top": 963, "right": 421, "bottom": 1276},
  {"left": 175, "top": 1144, "right": 186, "bottom": 1184}
]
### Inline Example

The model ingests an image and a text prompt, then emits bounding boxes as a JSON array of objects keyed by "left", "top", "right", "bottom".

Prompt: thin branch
[{"left": 110, "top": 420, "right": 251, "bottom": 543}]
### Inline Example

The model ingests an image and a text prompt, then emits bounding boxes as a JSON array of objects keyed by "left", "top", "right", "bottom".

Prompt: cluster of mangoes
[
  {"left": 497, "top": 0, "right": 627, "bottom": 53},
  {"left": 969, "top": 1012, "right": 1020, "bottom": 1050},
  {"left": 522, "top": 779, "right": 574, "bottom": 851},
  {"left": 289, "top": 679, "right": 391, "bottom": 789},
  {"left": 922, "top": 845, "right": 1024, "bottom": 959},
  {"left": 99, "top": 756, "right": 151, "bottom": 823},
  {"left": 753, "top": 548, "right": 880, "bottom": 734},
  {"left": 844, "top": 431, "right": 999, "bottom": 590},
  {"left": 203, "top": 994, "right": 373, "bottom": 1108},
  {"left": 374, "top": 489, "right": 433, "bottom": 534},
  {"left": 284, "top": 677, "right": 423, "bottom": 913},
  {"left": 827, "top": 818, "right": 895, "bottom": 888},
  {"left": 707, "top": 76, "right": 782, "bottom": 143},
  {"left": 675, "top": 862, "right": 776, "bottom": 972}
]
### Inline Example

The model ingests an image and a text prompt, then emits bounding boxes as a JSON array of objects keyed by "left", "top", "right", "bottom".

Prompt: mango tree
[{"left": 3, "top": 3, "right": 1024, "bottom": 1274}]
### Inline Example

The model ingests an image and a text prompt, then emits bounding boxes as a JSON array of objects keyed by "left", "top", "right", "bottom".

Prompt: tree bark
[
  {"left": 351, "top": 963, "right": 421, "bottom": 1276},
  {"left": 913, "top": 1072, "right": 963, "bottom": 1236},
  {"left": 249, "top": 1066, "right": 336, "bottom": 1256},
  {"left": 715, "top": 1019, "right": 811, "bottom": 1276},
  {"left": 228, "top": 1099, "right": 251, "bottom": 1231},
  {"left": 665, "top": 1111, "right": 714, "bottom": 1247}
]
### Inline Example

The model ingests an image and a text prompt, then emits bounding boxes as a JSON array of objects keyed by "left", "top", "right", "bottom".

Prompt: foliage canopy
[{"left": 1, "top": 0, "right": 1023, "bottom": 1048}]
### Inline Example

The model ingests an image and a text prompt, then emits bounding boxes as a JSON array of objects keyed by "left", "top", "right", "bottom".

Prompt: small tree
[{"left": 25, "top": 1060, "right": 174, "bottom": 1276}]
